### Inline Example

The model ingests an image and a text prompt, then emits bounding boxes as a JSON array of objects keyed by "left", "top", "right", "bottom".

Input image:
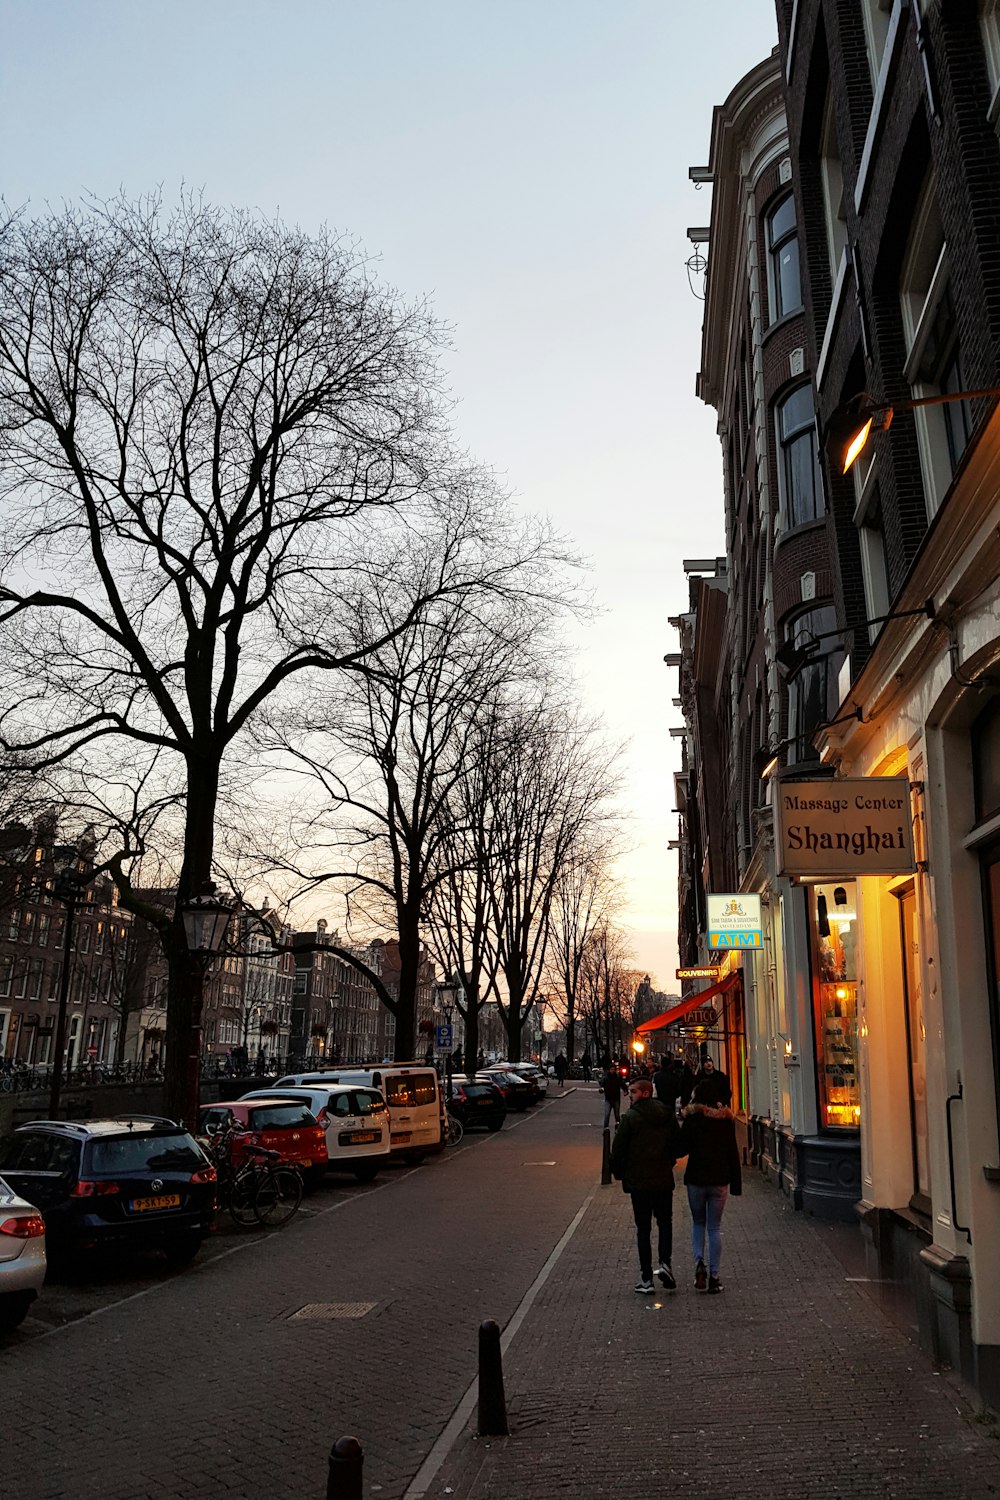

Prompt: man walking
[
  {"left": 600, "top": 1061, "right": 627, "bottom": 1130},
  {"left": 610, "top": 1077, "right": 679, "bottom": 1294}
]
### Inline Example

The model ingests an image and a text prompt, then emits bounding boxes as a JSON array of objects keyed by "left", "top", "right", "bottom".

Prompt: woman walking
[{"left": 678, "top": 1078, "right": 741, "bottom": 1293}]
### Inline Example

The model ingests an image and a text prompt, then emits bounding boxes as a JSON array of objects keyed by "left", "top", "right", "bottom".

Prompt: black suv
[{"left": 0, "top": 1117, "right": 216, "bottom": 1264}]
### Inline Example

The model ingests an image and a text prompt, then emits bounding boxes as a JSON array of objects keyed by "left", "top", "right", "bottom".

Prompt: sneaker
[
  {"left": 707, "top": 1276, "right": 723, "bottom": 1294},
  {"left": 656, "top": 1263, "right": 676, "bottom": 1291},
  {"left": 694, "top": 1260, "right": 707, "bottom": 1292},
  {"left": 634, "top": 1278, "right": 655, "bottom": 1295}
]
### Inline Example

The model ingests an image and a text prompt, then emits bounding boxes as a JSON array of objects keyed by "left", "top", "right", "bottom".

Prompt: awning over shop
[{"left": 635, "top": 972, "right": 741, "bottom": 1034}]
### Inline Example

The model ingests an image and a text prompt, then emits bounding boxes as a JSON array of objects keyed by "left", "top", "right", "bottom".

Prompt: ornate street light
[
  {"left": 828, "top": 387, "right": 1000, "bottom": 475},
  {"left": 435, "top": 976, "right": 461, "bottom": 1102},
  {"left": 178, "top": 882, "right": 232, "bottom": 1128}
]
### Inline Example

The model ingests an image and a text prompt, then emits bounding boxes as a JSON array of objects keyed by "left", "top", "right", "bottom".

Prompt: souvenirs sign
[
  {"left": 775, "top": 776, "right": 916, "bottom": 878},
  {"left": 706, "top": 894, "right": 763, "bottom": 950},
  {"left": 676, "top": 966, "right": 721, "bottom": 981}
]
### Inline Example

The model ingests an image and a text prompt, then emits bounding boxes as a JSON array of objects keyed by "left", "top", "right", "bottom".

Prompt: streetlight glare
[{"left": 842, "top": 416, "right": 873, "bottom": 473}]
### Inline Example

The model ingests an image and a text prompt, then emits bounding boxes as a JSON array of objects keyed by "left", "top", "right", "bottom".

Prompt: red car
[{"left": 196, "top": 1099, "right": 328, "bottom": 1188}]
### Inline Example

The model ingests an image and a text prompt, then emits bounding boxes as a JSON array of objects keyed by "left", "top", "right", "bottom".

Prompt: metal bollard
[
  {"left": 477, "top": 1319, "right": 509, "bottom": 1436},
  {"left": 601, "top": 1125, "right": 612, "bottom": 1185},
  {"left": 326, "top": 1435, "right": 363, "bottom": 1500}
]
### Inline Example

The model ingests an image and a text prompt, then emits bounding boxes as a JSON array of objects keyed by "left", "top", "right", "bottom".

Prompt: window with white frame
[
  {"left": 980, "top": 1, "right": 1000, "bottom": 125},
  {"left": 899, "top": 175, "right": 972, "bottom": 517},
  {"left": 820, "top": 93, "right": 849, "bottom": 281},
  {"left": 862, "top": 0, "right": 893, "bottom": 86},
  {"left": 777, "top": 384, "right": 825, "bottom": 528},
  {"left": 853, "top": 452, "right": 891, "bottom": 637},
  {"left": 766, "top": 194, "right": 802, "bottom": 322}
]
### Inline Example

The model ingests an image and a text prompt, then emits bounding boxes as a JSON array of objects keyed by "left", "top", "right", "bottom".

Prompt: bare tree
[
  {"left": 0, "top": 193, "right": 523, "bottom": 1119},
  {"left": 269, "top": 557, "right": 564, "bottom": 1060},
  {"left": 577, "top": 919, "right": 641, "bottom": 1063},
  {"left": 545, "top": 841, "right": 620, "bottom": 1062},
  {"left": 484, "top": 703, "right": 622, "bottom": 1062}
]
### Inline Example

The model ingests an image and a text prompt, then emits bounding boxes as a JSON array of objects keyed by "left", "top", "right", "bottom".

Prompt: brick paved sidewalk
[{"left": 427, "top": 1151, "right": 1000, "bottom": 1500}]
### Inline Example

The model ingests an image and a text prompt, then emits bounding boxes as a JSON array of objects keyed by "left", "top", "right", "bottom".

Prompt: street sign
[
  {"left": 676, "top": 966, "right": 720, "bottom": 980},
  {"left": 435, "top": 1024, "right": 453, "bottom": 1049},
  {"left": 87, "top": 1045, "right": 98, "bottom": 1059},
  {"left": 706, "top": 893, "right": 763, "bottom": 949}
]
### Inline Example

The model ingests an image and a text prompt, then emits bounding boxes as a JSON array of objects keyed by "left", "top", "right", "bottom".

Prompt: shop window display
[{"left": 809, "top": 881, "right": 861, "bottom": 1128}]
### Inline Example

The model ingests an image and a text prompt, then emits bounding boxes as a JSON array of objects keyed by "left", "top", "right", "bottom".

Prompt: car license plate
[
  {"left": 391, "top": 1132, "right": 411, "bottom": 1144},
  {"left": 350, "top": 1131, "right": 379, "bottom": 1144},
  {"left": 130, "top": 1194, "right": 181, "bottom": 1213}
]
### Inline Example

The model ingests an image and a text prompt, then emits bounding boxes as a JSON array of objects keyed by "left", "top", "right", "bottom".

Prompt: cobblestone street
[{"left": 6, "top": 1088, "right": 1000, "bottom": 1500}]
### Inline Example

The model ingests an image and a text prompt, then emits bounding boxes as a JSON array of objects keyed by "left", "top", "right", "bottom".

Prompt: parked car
[
  {"left": 196, "top": 1100, "right": 328, "bottom": 1188},
  {"left": 477, "top": 1069, "right": 536, "bottom": 1111},
  {"left": 0, "top": 1118, "right": 215, "bottom": 1265},
  {"left": 240, "top": 1086, "right": 389, "bottom": 1181},
  {"left": 447, "top": 1076, "right": 506, "bottom": 1132},
  {"left": 495, "top": 1062, "right": 548, "bottom": 1096},
  {"left": 274, "top": 1066, "right": 443, "bottom": 1159},
  {"left": 0, "top": 1173, "right": 46, "bottom": 1333}
]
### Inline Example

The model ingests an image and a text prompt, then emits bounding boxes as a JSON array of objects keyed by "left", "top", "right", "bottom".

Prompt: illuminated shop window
[{"left": 809, "top": 880, "right": 861, "bottom": 1129}]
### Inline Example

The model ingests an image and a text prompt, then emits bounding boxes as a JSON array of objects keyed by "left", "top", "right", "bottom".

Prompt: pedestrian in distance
[
  {"left": 554, "top": 1052, "right": 569, "bottom": 1088},
  {"left": 695, "top": 1056, "right": 732, "bottom": 1108},
  {"left": 600, "top": 1061, "right": 627, "bottom": 1130},
  {"left": 610, "top": 1077, "right": 679, "bottom": 1294},
  {"left": 678, "top": 1078, "right": 742, "bottom": 1294},
  {"left": 580, "top": 1049, "right": 593, "bottom": 1082}
]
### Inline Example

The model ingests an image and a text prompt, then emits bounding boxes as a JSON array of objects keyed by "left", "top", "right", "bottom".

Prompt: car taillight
[
  {"left": 314, "top": 1107, "right": 328, "bottom": 1126},
  {"left": 189, "top": 1167, "right": 217, "bottom": 1185},
  {"left": 0, "top": 1214, "right": 45, "bottom": 1238},
  {"left": 312, "top": 1128, "right": 326, "bottom": 1145},
  {"left": 70, "top": 1180, "right": 121, "bottom": 1197}
]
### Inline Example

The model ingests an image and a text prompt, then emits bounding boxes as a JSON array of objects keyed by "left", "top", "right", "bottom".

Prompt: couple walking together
[{"left": 610, "top": 1075, "right": 741, "bottom": 1295}]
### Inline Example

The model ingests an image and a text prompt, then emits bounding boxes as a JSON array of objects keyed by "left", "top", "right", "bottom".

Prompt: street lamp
[
  {"left": 49, "top": 865, "right": 85, "bottom": 1119},
  {"left": 435, "top": 977, "right": 460, "bottom": 1103},
  {"left": 179, "top": 882, "right": 232, "bottom": 1129},
  {"left": 828, "top": 387, "right": 1000, "bottom": 474}
]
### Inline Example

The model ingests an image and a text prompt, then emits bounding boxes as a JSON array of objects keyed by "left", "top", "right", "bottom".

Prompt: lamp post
[
  {"left": 179, "top": 883, "right": 232, "bottom": 1129},
  {"left": 829, "top": 386, "right": 1000, "bottom": 474},
  {"left": 49, "top": 866, "right": 85, "bottom": 1119},
  {"left": 436, "top": 977, "right": 460, "bottom": 1103}
]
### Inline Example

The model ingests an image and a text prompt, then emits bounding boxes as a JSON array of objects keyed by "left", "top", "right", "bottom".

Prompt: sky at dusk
[{"left": 3, "top": 0, "right": 779, "bottom": 987}]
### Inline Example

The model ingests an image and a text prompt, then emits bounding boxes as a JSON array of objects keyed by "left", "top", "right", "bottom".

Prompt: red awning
[{"left": 636, "top": 972, "right": 740, "bottom": 1034}]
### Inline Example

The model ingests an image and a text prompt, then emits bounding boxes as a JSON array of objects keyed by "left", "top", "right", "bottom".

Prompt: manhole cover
[{"left": 289, "top": 1302, "right": 377, "bottom": 1321}]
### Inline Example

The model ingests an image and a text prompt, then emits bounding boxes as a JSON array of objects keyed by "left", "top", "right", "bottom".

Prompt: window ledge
[
  {"left": 855, "top": 0, "right": 909, "bottom": 215},
  {"left": 761, "top": 307, "right": 806, "bottom": 347},
  {"left": 773, "top": 515, "right": 828, "bottom": 555}
]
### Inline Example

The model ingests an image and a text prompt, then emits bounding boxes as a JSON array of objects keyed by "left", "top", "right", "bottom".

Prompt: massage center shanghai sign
[
  {"left": 706, "top": 894, "right": 763, "bottom": 950},
  {"left": 774, "top": 776, "right": 916, "bottom": 878}
]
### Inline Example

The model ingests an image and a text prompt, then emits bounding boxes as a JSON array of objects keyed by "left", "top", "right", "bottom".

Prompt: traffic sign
[{"left": 435, "top": 1024, "right": 453, "bottom": 1049}]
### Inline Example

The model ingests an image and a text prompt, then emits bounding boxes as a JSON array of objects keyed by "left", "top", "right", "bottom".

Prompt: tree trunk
[
  {"left": 162, "top": 752, "right": 219, "bottom": 1123},
  {"left": 392, "top": 905, "right": 422, "bottom": 1061}
]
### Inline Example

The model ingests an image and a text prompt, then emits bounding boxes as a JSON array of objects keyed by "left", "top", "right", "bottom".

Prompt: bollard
[
  {"left": 477, "top": 1319, "right": 509, "bottom": 1436},
  {"left": 326, "top": 1435, "right": 363, "bottom": 1500},
  {"left": 601, "top": 1125, "right": 612, "bottom": 1185}
]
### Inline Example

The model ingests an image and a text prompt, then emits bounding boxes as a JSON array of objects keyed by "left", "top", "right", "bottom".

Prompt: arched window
[
  {"left": 777, "top": 385, "right": 825, "bottom": 528},
  {"left": 766, "top": 194, "right": 802, "bottom": 322}
]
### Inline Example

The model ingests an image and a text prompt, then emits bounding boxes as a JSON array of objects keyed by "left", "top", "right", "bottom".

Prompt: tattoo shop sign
[{"left": 775, "top": 777, "right": 916, "bottom": 878}]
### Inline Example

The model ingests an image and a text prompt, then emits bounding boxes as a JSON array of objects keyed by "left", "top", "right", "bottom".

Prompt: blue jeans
[{"left": 687, "top": 1184, "right": 729, "bottom": 1277}]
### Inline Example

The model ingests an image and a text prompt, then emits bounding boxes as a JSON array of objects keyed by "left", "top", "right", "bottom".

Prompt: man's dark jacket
[{"left": 610, "top": 1097, "right": 678, "bottom": 1194}]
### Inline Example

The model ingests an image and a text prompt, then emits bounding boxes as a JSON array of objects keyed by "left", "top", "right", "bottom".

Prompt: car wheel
[
  {"left": 487, "top": 1120, "right": 503, "bottom": 1132},
  {"left": 0, "top": 1292, "right": 33, "bottom": 1334},
  {"left": 164, "top": 1234, "right": 203, "bottom": 1266},
  {"left": 303, "top": 1167, "right": 327, "bottom": 1194},
  {"left": 352, "top": 1162, "right": 380, "bottom": 1183}
]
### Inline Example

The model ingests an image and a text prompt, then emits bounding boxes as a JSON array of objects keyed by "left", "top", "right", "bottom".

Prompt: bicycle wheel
[
  {"left": 253, "top": 1165, "right": 303, "bottom": 1228},
  {"left": 228, "top": 1170, "right": 260, "bottom": 1228},
  {"left": 446, "top": 1114, "right": 464, "bottom": 1146}
]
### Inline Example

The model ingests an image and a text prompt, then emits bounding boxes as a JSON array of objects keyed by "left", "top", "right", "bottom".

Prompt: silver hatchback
[{"left": 0, "top": 1173, "right": 46, "bottom": 1333}]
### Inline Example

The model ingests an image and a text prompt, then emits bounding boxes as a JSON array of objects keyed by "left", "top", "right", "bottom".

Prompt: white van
[
  {"left": 274, "top": 1065, "right": 444, "bottom": 1159},
  {"left": 240, "top": 1085, "right": 390, "bottom": 1181}
]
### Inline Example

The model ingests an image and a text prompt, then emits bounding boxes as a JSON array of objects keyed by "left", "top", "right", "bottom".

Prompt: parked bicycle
[
  {"left": 444, "top": 1110, "right": 464, "bottom": 1146},
  {"left": 201, "top": 1122, "right": 303, "bottom": 1229}
]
